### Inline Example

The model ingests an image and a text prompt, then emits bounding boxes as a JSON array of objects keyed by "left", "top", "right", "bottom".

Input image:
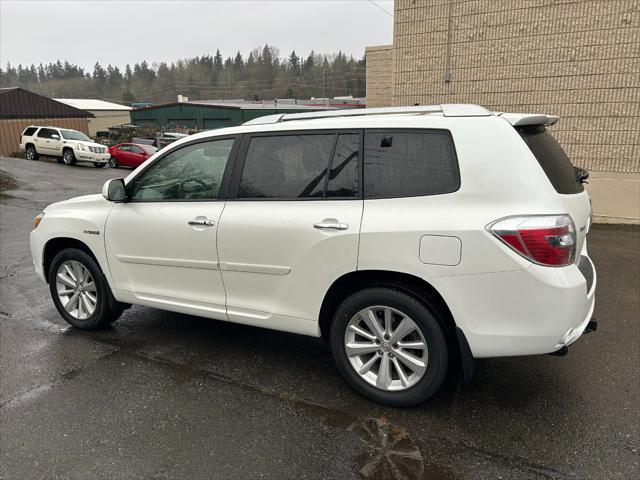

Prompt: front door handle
[
  {"left": 314, "top": 222, "right": 349, "bottom": 231},
  {"left": 188, "top": 219, "right": 215, "bottom": 227}
]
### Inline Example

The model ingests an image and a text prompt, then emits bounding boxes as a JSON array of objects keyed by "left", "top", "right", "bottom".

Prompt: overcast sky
[{"left": 0, "top": 0, "right": 394, "bottom": 70}]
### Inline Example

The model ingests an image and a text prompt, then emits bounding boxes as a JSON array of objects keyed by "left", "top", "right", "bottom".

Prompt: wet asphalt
[{"left": 0, "top": 155, "right": 638, "bottom": 480}]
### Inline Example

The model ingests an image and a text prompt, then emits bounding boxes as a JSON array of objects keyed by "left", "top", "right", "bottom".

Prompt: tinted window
[
  {"left": 22, "top": 127, "right": 37, "bottom": 137},
  {"left": 118, "top": 145, "right": 132, "bottom": 152},
  {"left": 517, "top": 126, "right": 584, "bottom": 194},
  {"left": 364, "top": 130, "right": 459, "bottom": 199},
  {"left": 130, "top": 139, "right": 234, "bottom": 201},
  {"left": 130, "top": 146, "right": 144, "bottom": 154},
  {"left": 238, "top": 134, "right": 334, "bottom": 199},
  {"left": 326, "top": 134, "right": 359, "bottom": 198},
  {"left": 37, "top": 128, "right": 54, "bottom": 139},
  {"left": 60, "top": 129, "right": 90, "bottom": 141}
]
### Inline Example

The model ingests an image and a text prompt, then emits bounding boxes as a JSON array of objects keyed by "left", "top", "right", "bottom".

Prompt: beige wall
[
  {"left": 0, "top": 117, "right": 90, "bottom": 156},
  {"left": 366, "top": 0, "right": 640, "bottom": 223},
  {"left": 365, "top": 45, "right": 394, "bottom": 108},
  {"left": 87, "top": 111, "right": 131, "bottom": 136}
]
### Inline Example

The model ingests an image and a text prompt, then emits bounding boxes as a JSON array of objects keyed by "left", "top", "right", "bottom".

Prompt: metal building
[
  {"left": 130, "top": 101, "right": 334, "bottom": 131},
  {"left": 0, "top": 88, "right": 92, "bottom": 156},
  {"left": 54, "top": 99, "right": 132, "bottom": 136}
]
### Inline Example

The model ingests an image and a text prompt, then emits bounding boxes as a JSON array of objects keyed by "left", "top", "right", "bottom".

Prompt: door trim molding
[
  {"left": 116, "top": 254, "right": 220, "bottom": 270},
  {"left": 219, "top": 261, "right": 291, "bottom": 275}
]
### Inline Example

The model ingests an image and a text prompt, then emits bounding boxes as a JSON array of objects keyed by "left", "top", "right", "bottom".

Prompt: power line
[{"left": 367, "top": 0, "right": 393, "bottom": 17}]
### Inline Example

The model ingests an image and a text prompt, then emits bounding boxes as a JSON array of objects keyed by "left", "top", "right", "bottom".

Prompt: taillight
[{"left": 489, "top": 215, "right": 576, "bottom": 267}]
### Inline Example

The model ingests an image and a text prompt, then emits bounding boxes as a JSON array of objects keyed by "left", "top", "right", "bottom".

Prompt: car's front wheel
[
  {"left": 62, "top": 148, "right": 77, "bottom": 166},
  {"left": 330, "top": 288, "right": 448, "bottom": 406},
  {"left": 25, "top": 145, "right": 38, "bottom": 160},
  {"left": 48, "top": 248, "right": 124, "bottom": 329},
  {"left": 108, "top": 156, "right": 119, "bottom": 168}
]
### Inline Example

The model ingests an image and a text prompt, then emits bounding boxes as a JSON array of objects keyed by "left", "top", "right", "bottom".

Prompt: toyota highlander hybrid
[{"left": 30, "top": 104, "right": 596, "bottom": 406}]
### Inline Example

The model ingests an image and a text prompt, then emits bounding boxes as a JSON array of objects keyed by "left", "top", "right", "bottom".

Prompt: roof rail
[{"left": 243, "top": 104, "right": 491, "bottom": 126}]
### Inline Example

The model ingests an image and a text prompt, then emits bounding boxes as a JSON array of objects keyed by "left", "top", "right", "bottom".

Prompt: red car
[{"left": 108, "top": 143, "right": 157, "bottom": 169}]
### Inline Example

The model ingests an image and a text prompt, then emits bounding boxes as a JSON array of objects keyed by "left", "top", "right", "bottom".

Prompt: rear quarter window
[
  {"left": 22, "top": 127, "right": 37, "bottom": 137},
  {"left": 517, "top": 125, "right": 584, "bottom": 194},
  {"left": 363, "top": 130, "right": 459, "bottom": 199}
]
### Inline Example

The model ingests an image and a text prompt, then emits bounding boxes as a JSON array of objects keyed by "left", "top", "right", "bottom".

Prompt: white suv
[
  {"left": 20, "top": 126, "right": 110, "bottom": 167},
  {"left": 29, "top": 105, "right": 596, "bottom": 406}
]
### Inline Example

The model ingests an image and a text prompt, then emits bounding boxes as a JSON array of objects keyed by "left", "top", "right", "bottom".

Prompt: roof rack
[{"left": 243, "top": 104, "right": 492, "bottom": 125}]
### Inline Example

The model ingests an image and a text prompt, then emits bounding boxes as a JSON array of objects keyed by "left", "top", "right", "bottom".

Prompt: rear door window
[
  {"left": 37, "top": 128, "right": 54, "bottom": 139},
  {"left": 517, "top": 126, "right": 584, "bottom": 194},
  {"left": 238, "top": 134, "right": 335, "bottom": 199},
  {"left": 326, "top": 134, "right": 360, "bottom": 198},
  {"left": 363, "top": 130, "right": 459, "bottom": 199}
]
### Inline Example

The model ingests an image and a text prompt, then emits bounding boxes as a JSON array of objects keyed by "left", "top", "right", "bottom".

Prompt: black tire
[
  {"left": 25, "top": 144, "right": 38, "bottom": 160},
  {"left": 62, "top": 148, "right": 77, "bottom": 166},
  {"left": 48, "top": 248, "right": 123, "bottom": 330},
  {"left": 330, "top": 288, "right": 448, "bottom": 407},
  {"left": 94, "top": 162, "right": 106, "bottom": 168},
  {"left": 108, "top": 156, "right": 119, "bottom": 168}
]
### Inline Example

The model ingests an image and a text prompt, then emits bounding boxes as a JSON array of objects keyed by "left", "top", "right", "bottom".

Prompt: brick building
[{"left": 366, "top": 0, "right": 639, "bottom": 223}]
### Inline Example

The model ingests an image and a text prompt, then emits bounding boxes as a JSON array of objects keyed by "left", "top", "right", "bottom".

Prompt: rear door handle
[
  {"left": 188, "top": 219, "right": 215, "bottom": 227},
  {"left": 314, "top": 222, "right": 349, "bottom": 231}
]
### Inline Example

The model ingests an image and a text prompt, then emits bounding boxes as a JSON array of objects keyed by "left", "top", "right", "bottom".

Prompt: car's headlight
[
  {"left": 77, "top": 144, "right": 86, "bottom": 151},
  {"left": 33, "top": 212, "right": 45, "bottom": 230}
]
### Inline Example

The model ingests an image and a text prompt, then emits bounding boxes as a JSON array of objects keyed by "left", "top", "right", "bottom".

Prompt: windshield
[
  {"left": 141, "top": 145, "right": 158, "bottom": 155},
  {"left": 60, "top": 129, "right": 91, "bottom": 141}
]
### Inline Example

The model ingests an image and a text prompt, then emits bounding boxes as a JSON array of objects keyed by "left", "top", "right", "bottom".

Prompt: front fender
[{"left": 30, "top": 196, "right": 115, "bottom": 291}]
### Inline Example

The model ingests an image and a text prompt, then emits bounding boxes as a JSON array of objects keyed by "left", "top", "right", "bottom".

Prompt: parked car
[
  {"left": 29, "top": 105, "right": 596, "bottom": 406},
  {"left": 108, "top": 143, "right": 157, "bottom": 169},
  {"left": 19, "top": 126, "right": 110, "bottom": 167}
]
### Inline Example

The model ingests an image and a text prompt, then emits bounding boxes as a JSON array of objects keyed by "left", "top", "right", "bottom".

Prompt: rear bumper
[{"left": 432, "top": 254, "right": 596, "bottom": 358}]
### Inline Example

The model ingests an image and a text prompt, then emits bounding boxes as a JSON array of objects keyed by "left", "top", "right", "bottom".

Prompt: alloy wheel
[
  {"left": 26, "top": 147, "right": 35, "bottom": 160},
  {"left": 344, "top": 306, "right": 428, "bottom": 391},
  {"left": 55, "top": 260, "right": 97, "bottom": 320},
  {"left": 63, "top": 151, "right": 73, "bottom": 164}
]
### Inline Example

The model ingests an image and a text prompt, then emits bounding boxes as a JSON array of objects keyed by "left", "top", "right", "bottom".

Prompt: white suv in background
[
  {"left": 29, "top": 105, "right": 596, "bottom": 406},
  {"left": 20, "top": 126, "right": 110, "bottom": 167}
]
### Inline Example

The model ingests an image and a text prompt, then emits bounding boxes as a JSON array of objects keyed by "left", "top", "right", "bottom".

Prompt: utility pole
[{"left": 322, "top": 68, "right": 325, "bottom": 98}]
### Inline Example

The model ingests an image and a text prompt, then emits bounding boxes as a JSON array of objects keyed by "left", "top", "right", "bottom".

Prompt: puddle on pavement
[
  {"left": 272, "top": 394, "right": 455, "bottom": 480},
  {"left": 0, "top": 169, "right": 18, "bottom": 192}
]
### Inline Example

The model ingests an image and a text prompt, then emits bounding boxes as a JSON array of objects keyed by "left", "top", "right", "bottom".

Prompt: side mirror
[
  {"left": 51, "top": 134, "right": 60, "bottom": 140},
  {"left": 102, "top": 178, "right": 127, "bottom": 202}
]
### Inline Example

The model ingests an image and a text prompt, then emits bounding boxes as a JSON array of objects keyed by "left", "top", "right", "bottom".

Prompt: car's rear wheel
[
  {"left": 330, "top": 288, "right": 448, "bottom": 406},
  {"left": 48, "top": 248, "right": 123, "bottom": 329},
  {"left": 94, "top": 163, "right": 106, "bottom": 168},
  {"left": 25, "top": 145, "right": 38, "bottom": 160},
  {"left": 108, "top": 156, "right": 119, "bottom": 168},
  {"left": 62, "top": 148, "right": 77, "bottom": 166}
]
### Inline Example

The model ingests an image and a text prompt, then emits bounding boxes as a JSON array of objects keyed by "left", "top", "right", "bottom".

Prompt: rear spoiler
[{"left": 495, "top": 112, "right": 560, "bottom": 126}]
